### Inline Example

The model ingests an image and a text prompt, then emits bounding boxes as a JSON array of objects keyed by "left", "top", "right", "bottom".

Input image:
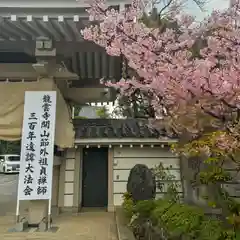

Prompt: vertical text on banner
[{"left": 17, "top": 91, "right": 57, "bottom": 200}]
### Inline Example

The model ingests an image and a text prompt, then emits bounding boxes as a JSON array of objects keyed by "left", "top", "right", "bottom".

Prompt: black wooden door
[{"left": 82, "top": 147, "right": 108, "bottom": 207}]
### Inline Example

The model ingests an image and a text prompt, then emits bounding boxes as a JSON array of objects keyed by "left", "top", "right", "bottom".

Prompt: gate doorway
[{"left": 82, "top": 147, "right": 108, "bottom": 208}]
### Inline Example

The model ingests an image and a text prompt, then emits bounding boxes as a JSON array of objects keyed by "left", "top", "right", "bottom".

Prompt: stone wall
[{"left": 181, "top": 156, "right": 240, "bottom": 206}]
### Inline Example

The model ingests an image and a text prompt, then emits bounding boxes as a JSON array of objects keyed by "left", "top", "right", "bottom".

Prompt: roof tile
[{"left": 73, "top": 119, "right": 170, "bottom": 139}]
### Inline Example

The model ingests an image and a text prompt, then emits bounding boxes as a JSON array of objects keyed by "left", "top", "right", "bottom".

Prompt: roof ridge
[{"left": 74, "top": 118, "right": 169, "bottom": 139}]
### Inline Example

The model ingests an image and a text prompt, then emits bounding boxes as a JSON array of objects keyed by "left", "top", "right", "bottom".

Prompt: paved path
[
  {"left": 0, "top": 174, "right": 118, "bottom": 240},
  {"left": 0, "top": 174, "right": 19, "bottom": 216},
  {"left": 0, "top": 173, "right": 18, "bottom": 198},
  {"left": 0, "top": 212, "right": 118, "bottom": 240},
  {"left": 0, "top": 173, "right": 28, "bottom": 216}
]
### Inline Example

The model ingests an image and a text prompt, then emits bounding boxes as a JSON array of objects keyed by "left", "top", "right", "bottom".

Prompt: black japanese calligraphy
[
  {"left": 43, "top": 95, "right": 52, "bottom": 104},
  {"left": 40, "top": 138, "right": 50, "bottom": 147},
  {"left": 39, "top": 157, "right": 48, "bottom": 166},
  {"left": 28, "top": 112, "right": 37, "bottom": 120},
  {"left": 30, "top": 93, "right": 54, "bottom": 198},
  {"left": 26, "top": 142, "right": 35, "bottom": 152},
  {"left": 37, "top": 186, "right": 47, "bottom": 195},
  {"left": 42, "top": 103, "right": 51, "bottom": 112},
  {"left": 41, "top": 120, "right": 50, "bottom": 129},
  {"left": 38, "top": 176, "right": 47, "bottom": 185},
  {"left": 28, "top": 122, "right": 37, "bottom": 130},
  {"left": 42, "top": 111, "right": 50, "bottom": 120},
  {"left": 25, "top": 163, "right": 34, "bottom": 173},
  {"left": 25, "top": 152, "right": 35, "bottom": 162},
  {"left": 23, "top": 185, "right": 33, "bottom": 196},
  {"left": 24, "top": 174, "right": 34, "bottom": 184},
  {"left": 22, "top": 112, "right": 38, "bottom": 197},
  {"left": 40, "top": 130, "right": 50, "bottom": 138},
  {"left": 40, "top": 148, "right": 48, "bottom": 156},
  {"left": 27, "top": 131, "right": 36, "bottom": 141},
  {"left": 40, "top": 166, "right": 47, "bottom": 176}
]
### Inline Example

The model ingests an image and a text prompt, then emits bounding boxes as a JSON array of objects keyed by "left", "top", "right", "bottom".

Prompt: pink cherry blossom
[{"left": 82, "top": 0, "right": 240, "bottom": 150}]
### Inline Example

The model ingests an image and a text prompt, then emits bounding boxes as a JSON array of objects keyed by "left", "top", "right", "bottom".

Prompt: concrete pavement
[
  {"left": 0, "top": 173, "right": 28, "bottom": 217},
  {"left": 0, "top": 174, "right": 119, "bottom": 240},
  {"left": 0, "top": 212, "right": 118, "bottom": 240}
]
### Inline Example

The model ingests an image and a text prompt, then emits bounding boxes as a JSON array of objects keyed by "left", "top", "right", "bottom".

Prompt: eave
[
  {"left": 0, "top": 0, "right": 130, "bottom": 10},
  {"left": 0, "top": 63, "right": 78, "bottom": 81},
  {"left": 0, "top": 4, "right": 127, "bottom": 105},
  {"left": 0, "top": 15, "right": 86, "bottom": 42},
  {"left": 0, "top": 62, "right": 117, "bottom": 104}
]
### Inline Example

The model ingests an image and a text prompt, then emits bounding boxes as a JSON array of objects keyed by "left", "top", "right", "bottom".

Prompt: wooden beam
[
  {"left": 0, "top": 40, "right": 35, "bottom": 55},
  {"left": 0, "top": 40, "right": 106, "bottom": 57},
  {"left": 55, "top": 42, "right": 106, "bottom": 56}
]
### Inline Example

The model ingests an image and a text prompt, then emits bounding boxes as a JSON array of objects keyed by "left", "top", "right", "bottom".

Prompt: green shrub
[
  {"left": 135, "top": 200, "right": 156, "bottom": 219},
  {"left": 150, "top": 199, "right": 174, "bottom": 224},
  {"left": 122, "top": 192, "right": 135, "bottom": 219},
  {"left": 196, "top": 219, "right": 224, "bottom": 240},
  {"left": 152, "top": 201, "right": 204, "bottom": 238},
  {"left": 122, "top": 192, "right": 237, "bottom": 239},
  {"left": 123, "top": 192, "right": 132, "bottom": 200}
]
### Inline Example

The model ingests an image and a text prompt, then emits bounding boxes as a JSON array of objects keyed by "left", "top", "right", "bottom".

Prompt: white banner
[{"left": 18, "top": 91, "right": 56, "bottom": 200}]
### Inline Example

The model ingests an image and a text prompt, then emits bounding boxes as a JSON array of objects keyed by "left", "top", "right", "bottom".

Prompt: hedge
[{"left": 122, "top": 195, "right": 237, "bottom": 240}]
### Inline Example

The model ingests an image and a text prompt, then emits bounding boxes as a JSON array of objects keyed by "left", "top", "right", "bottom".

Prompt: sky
[{"left": 184, "top": 0, "right": 230, "bottom": 21}]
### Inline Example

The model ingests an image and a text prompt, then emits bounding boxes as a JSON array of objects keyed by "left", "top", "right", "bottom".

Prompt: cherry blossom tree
[{"left": 82, "top": 0, "right": 240, "bottom": 151}]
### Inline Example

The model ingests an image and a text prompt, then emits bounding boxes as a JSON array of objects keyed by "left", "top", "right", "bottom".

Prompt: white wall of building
[{"left": 113, "top": 146, "right": 182, "bottom": 206}]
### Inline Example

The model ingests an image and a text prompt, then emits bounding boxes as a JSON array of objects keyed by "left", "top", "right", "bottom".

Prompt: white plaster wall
[
  {"left": 63, "top": 149, "right": 75, "bottom": 207},
  {"left": 65, "top": 170, "right": 74, "bottom": 182},
  {"left": 113, "top": 146, "right": 182, "bottom": 206},
  {"left": 64, "top": 194, "right": 74, "bottom": 207}
]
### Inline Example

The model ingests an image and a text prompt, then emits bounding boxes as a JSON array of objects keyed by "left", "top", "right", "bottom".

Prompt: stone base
[
  {"left": 28, "top": 200, "right": 48, "bottom": 225},
  {"left": 38, "top": 220, "right": 48, "bottom": 232},
  {"left": 10, "top": 219, "right": 29, "bottom": 232},
  {"left": 8, "top": 219, "right": 54, "bottom": 232}
]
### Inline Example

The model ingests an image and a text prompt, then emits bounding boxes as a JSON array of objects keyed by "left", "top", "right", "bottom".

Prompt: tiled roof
[{"left": 73, "top": 119, "right": 168, "bottom": 139}]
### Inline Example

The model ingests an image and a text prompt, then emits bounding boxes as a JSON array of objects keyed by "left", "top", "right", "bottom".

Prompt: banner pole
[
  {"left": 48, "top": 197, "right": 52, "bottom": 230},
  {"left": 16, "top": 196, "right": 20, "bottom": 223}
]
